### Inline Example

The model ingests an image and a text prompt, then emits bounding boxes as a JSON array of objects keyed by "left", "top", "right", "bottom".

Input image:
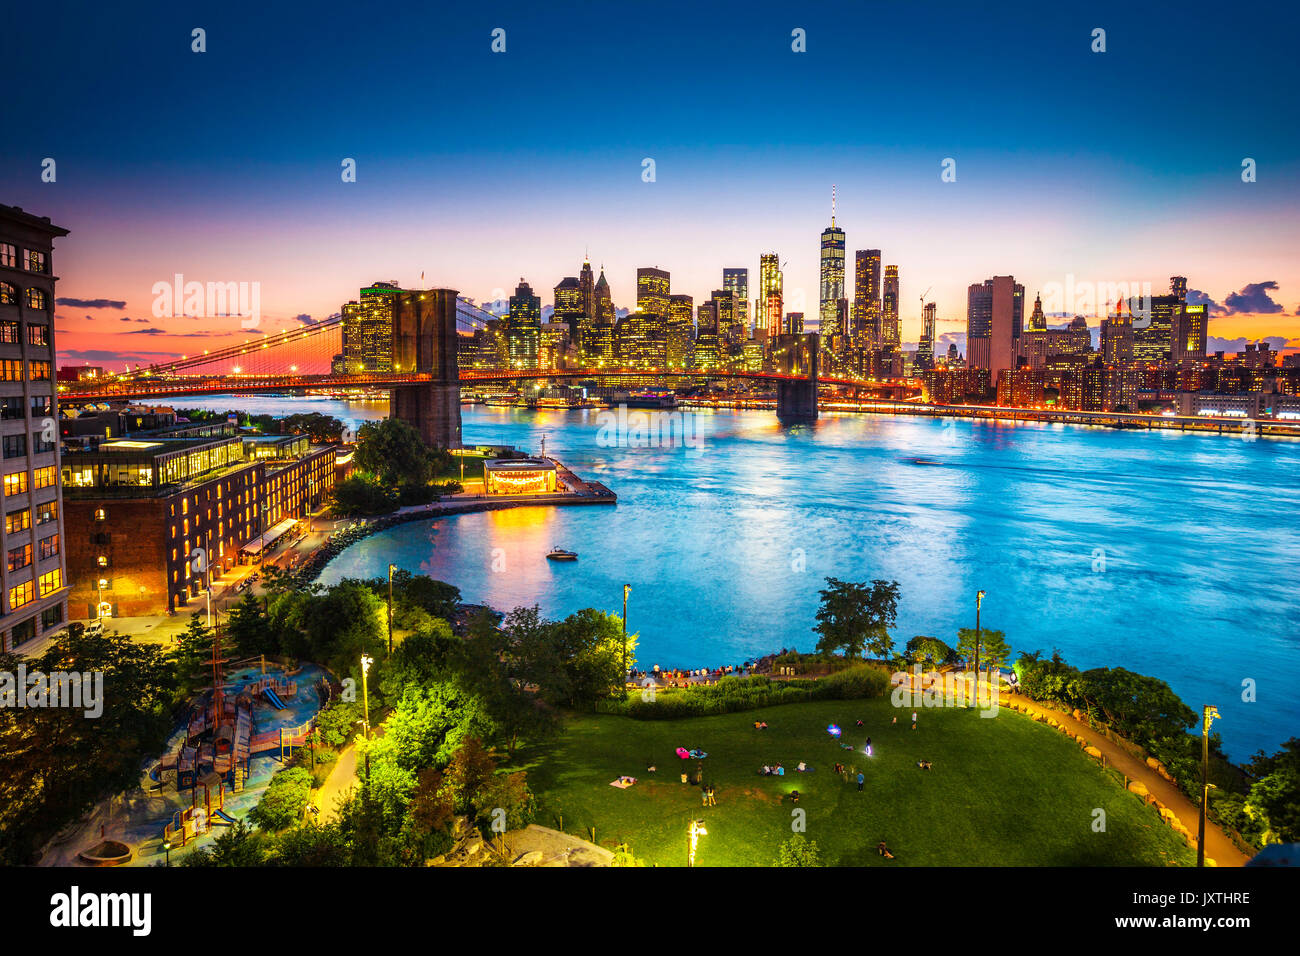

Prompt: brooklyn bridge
[{"left": 59, "top": 290, "right": 919, "bottom": 446}]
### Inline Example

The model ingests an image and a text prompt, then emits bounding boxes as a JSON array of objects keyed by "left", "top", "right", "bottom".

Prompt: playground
[
  {"left": 511, "top": 699, "right": 1199, "bottom": 867},
  {"left": 40, "top": 657, "right": 332, "bottom": 867}
]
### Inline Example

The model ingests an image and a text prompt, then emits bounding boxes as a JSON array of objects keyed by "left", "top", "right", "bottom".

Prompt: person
[
  {"left": 856, "top": 719, "right": 864, "bottom": 726},
  {"left": 790, "top": 789, "right": 800, "bottom": 804},
  {"left": 706, "top": 785, "right": 716, "bottom": 807},
  {"left": 797, "top": 761, "right": 807, "bottom": 772},
  {"left": 681, "top": 771, "right": 688, "bottom": 784},
  {"left": 891, "top": 716, "right": 897, "bottom": 726},
  {"left": 857, "top": 771, "right": 865, "bottom": 792},
  {"left": 877, "top": 841, "right": 895, "bottom": 859},
  {"left": 911, "top": 710, "right": 918, "bottom": 730},
  {"left": 776, "top": 764, "right": 785, "bottom": 777},
  {"left": 761, "top": 765, "right": 770, "bottom": 776},
  {"left": 702, "top": 786, "right": 709, "bottom": 807},
  {"left": 865, "top": 737, "right": 873, "bottom": 757}
]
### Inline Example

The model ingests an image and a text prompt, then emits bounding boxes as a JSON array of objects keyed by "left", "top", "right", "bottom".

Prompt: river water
[{"left": 188, "top": 395, "right": 1300, "bottom": 759}]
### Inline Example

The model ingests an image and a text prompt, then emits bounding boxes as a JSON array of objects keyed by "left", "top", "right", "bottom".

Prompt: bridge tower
[
  {"left": 774, "top": 332, "right": 820, "bottom": 423},
  {"left": 389, "top": 287, "right": 462, "bottom": 448}
]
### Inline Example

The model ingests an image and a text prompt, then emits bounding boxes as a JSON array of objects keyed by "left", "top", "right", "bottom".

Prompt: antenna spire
[{"left": 831, "top": 184, "right": 837, "bottom": 225}]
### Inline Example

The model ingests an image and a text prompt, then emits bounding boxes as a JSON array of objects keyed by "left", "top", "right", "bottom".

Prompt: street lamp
[
  {"left": 97, "top": 578, "right": 108, "bottom": 619},
  {"left": 360, "top": 654, "right": 373, "bottom": 739},
  {"left": 386, "top": 563, "right": 398, "bottom": 654},
  {"left": 622, "top": 584, "right": 631, "bottom": 684},
  {"left": 162, "top": 840, "right": 172, "bottom": 866},
  {"left": 687, "top": 819, "right": 707, "bottom": 867},
  {"left": 1198, "top": 704, "right": 1220, "bottom": 867},
  {"left": 973, "top": 589, "right": 986, "bottom": 706}
]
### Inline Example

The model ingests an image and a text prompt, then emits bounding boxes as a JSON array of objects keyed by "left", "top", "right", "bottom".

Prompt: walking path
[{"left": 315, "top": 742, "right": 359, "bottom": 824}]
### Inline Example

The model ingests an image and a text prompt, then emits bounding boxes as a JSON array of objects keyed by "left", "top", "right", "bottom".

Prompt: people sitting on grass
[
  {"left": 790, "top": 789, "right": 800, "bottom": 804},
  {"left": 917, "top": 760, "right": 932, "bottom": 771},
  {"left": 754, "top": 720, "right": 768, "bottom": 730},
  {"left": 796, "top": 761, "right": 808, "bottom": 772},
  {"left": 877, "top": 841, "right": 895, "bottom": 859}
]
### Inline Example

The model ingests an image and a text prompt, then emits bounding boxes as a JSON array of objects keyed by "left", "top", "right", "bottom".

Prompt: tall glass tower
[{"left": 819, "top": 187, "right": 845, "bottom": 334}]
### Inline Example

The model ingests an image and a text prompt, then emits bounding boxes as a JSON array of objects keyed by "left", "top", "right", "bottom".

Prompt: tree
[
  {"left": 330, "top": 474, "right": 397, "bottom": 517},
  {"left": 813, "top": 577, "right": 900, "bottom": 659},
  {"left": 904, "top": 636, "right": 954, "bottom": 670},
  {"left": 776, "top": 835, "right": 822, "bottom": 867},
  {"left": 248, "top": 768, "right": 313, "bottom": 831},
  {"left": 171, "top": 612, "right": 214, "bottom": 696},
  {"left": 354, "top": 418, "right": 438, "bottom": 491},
  {"left": 296, "top": 579, "right": 387, "bottom": 676},
  {"left": 226, "top": 590, "right": 277, "bottom": 659},
  {"left": 955, "top": 627, "right": 1010, "bottom": 671},
  {"left": 1073, "top": 667, "right": 1195, "bottom": 745},
  {"left": 1244, "top": 738, "right": 1300, "bottom": 844}
]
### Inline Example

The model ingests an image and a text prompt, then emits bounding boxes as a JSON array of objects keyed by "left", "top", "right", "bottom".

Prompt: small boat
[{"left": 546, "top": 547, "right": 578, "bottom": 561}]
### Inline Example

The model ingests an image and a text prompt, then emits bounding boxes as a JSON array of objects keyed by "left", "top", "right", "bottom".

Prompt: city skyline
[{"left": 4, "top": 1, "right": 1300, "bottom": 368}]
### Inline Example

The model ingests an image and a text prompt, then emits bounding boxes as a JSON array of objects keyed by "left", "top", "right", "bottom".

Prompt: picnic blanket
[{"left": 609, "top": 776, "right": 637, "bottom": 789}]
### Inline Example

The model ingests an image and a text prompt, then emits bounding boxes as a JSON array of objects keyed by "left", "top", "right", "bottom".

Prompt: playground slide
[
  {"left": 264, "top": 688, "right": 287, "bottom": 710},
  {"left": 212, "top": 809, "right": 237, "bottom": 826}
]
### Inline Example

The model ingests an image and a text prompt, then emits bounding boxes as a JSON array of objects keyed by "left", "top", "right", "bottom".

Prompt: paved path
[{"left": 315, "top": 742, "right": 359, "bottom": 823}]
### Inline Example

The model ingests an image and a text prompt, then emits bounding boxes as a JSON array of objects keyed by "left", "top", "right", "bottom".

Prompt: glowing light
[{"left": 827, "top": 724, "right": 842, "bottom": 737}]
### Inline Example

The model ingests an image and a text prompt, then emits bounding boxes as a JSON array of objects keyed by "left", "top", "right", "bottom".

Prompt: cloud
[
  {"left": 118, "top": 316, "right": 150, "bottom": 323},
  {"left": 1186, "top": 289, "right": 1227, "bottom": 315},
  {"left": 123, "top": 327, "right": 166, "bottom": 335},
  {"left": 937, "top": 332, "right": 967, "bottom": 353},
  {"left": 1223, "top": 281, "right": 1285, "bottom": 315},
  {"left": 292, "top": 313, "right": 315, "bottom": 325},
  {"left": 56, "top": 297, "right": 125, "bottom": 309},
  {"left": 1206, "top": 335, "right": 1289, "bottom": 354}
]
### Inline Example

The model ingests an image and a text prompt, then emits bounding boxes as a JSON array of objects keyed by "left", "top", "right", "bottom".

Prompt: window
[
  {"left": 11, "top": 617, "right": 36, "bottom": 646},
  {"left": 34, "top": 466, "right": 55, "bottom": 490},
  {"left": 0, "top": 360, "right": 22, "bottom": 381},
  {"left": 38, "top": 568, "right": 62, "bottom": 597},
  {"left": 30, "top": 395, "right": 51, "bottom": 417},
  {"left": 4, "top": 471, "right": 27, "bottom": 495},
  {"left": 28, "top": 360, "right": 51, "bottom": 380},
  {"left": 0, "top": 283, "right": 14, "bottom": 306},
  {"left": 93, "top": 507, "right": 106, "bottom": 521},
  {"left": 0, "top": 397, "right": 23, "bottom": 421},
  {"left": 5, "top": 508, "right": 29, "bottom": 533},
  {"left": 41, "top": 604, "right": 63, "bottom": 630},
  {"left": 24, "top": 288, "right": 47, "bottom": 311},
  {"left": 2, "top": 434, "right": 26, "bottom": 459},
  {"left": 96, "top": 555, "right": 108, "bottom": 567},
  {"left": 24, "top": 250, "right": 47, "bottom": 273},
  {"left": 39, "top": 534, "right": 58, "bottom": 560},
  {"left": 27, "top": 323, "right": 48, "bottom": 347},
  {"left": 0, "top": 321, "right": 18, "bottom": 344},
  {"left": 31, "top": 431, "right": 54, "bottom": 455},
  {"left": 0, "top": 243, "right": 15, "bottom": 268},
  {"left": 9, "top": 580, "right": 34, "bottom": 610},
  {"left": 36, "top": 500, "right": 56, "bottom": 525},
  {"left": 7, "top": 544, "right": 32, "bottom": 572}
]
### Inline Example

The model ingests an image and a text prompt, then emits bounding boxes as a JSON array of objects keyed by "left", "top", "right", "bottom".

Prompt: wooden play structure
[{"left": 163, "top": 771, "right": 237, "bottom": 848}]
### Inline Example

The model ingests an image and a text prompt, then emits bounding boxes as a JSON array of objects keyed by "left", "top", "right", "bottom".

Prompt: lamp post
[
  {"left": 687, "top": 818, "right": 707, "bottom": 867},
  {"left": 162, "top": 840, "right": 171, "bottom": 866},
  {"left": 97, "top": 578, "right": 108, "bottom": 619},
  {"left": 622, "top": 584, "right": 631, "bottom": 685},
  {"left": 972, "top": 590, "right": 985, "bottom": 706},
  {"left": 386, "top": 563, "right": 398, "bottom": 654},
  {"left": 360, "top": 654, "right": 373, "bottom": 739},
  {"left": 1198, "top": 704, "right": 1220, "bottom": 867}
]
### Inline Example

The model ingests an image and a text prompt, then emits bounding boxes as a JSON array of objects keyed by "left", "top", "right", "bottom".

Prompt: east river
[{"left": 189, "top": 395, "right": 1300, "bottom": 759}]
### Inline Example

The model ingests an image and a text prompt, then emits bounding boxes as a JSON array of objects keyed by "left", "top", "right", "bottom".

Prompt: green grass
[
  {"left": 507, "top": 698, "right": 1196, "bottom": 867},
  {"left": 438, "top": 453, "right": 488, "bottom": 482}
]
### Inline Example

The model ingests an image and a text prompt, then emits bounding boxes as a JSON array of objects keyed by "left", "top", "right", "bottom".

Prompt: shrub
[{"left": 248, "top": 768, "right": 313, "bottom": 832}]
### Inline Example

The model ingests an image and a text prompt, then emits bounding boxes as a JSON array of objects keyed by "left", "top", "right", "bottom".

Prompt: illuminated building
[
  {"left": 1174, "top": 303, "right": 1208, "bottom": 362},
  {"left": 1134, "top": 293, "right": 1181, "bottom": 363},
  {"left": 966, "top": 276, "right": 1024, "bottom": 375},
  {"left": 617, "top": 311, "right": 663, "bottom": 368},
  {"left": 538, "top": 321, "right": 569, "bottom": 370},
  {"left": 483, "top": 458, "right": 558, "bottom": 495},
  {"left": 915, "top": 301, "right": 937, "bottom": 372},
  {"left": 553, "top": 276, "right": 584, "bottom": 343},
  {"left": 579, "top": 258, "right": 596, "bottom": 325},
  {"left": 710, "top": 289, "right": 740, "bottom": 359},
  {"left": 506, "top": 278, "right": 541, "bottom": 369},
  {"left": 61, "top": 426, "right": 339, "bottom": 617},
  {"left": 1026, "top": 291, "right": 1047, "bottom": 332},
  {"left": 996, "top": 365, "right": 1047, "bottom": 407},
  {"left": 636, "top": 267, "right": 670, "bottom": 323},
  {"left": 819, "top": 188, "right": 846, "bottom": 335},
  {"left": 340, "top": 282, "right": 403, "bottom": 372},
  {"left": 759, "top": 253, "right": 783, "bottom": 339},
  {"left": 881, "top": 265, "right": 900, "bottom": 348},
  {"left": 722, "top": 268, "right": 749, "bottom": 340},
  {"left": 785, "top": 312, "right": 805, "bottom": 336},
  {"left": 693, "top": 300, "right": 720, "bottom": 370},
  {"left": 853, "top": 250, "right": 881, "bottom": 348},
  {"left": 925, "top": 367, "right": 991, "bottom": 404},
  {"left": 0, "top": 204, "right": 68, "bottom": 651},
  {"left": 667, "top": 294, "right": 694, "bottom": 370}
]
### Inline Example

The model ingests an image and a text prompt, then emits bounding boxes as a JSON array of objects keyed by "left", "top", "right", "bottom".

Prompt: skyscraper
[
  {"left": 852, "top": 250, "right": 882, "bottom": 347},
  {"left": 636, "top": 267, "right": 670, "bottom": 322},
  {"left": 819, "top": 188, "right": 846, "bottom": 334},
  {"left": 342, "top": 282, "right": 401, "bottom": 372},
  {"left": 709, "top": 289, "right": 739, "bottom": 360},
  {"left": 667, "top": 294, "right": 694, "bottom": 370},
  {"left": 552, "top": 276, "right": 583, "bottom": 342},
  {"left": 722, "top": 268, "right": 749, "bottom": 340},
  {"left": 881, "top": 265, "right": 900, "bottom": 348},
  {"left": 506, "top": 278, "right": 541, "bottom": 369},
  {"left": 966, "top": 276, "right": 1025, "bottom": 375},
  {"left": 759, "top": 253, "right": 783, "bottom": 339},
  {"left": 916, "top": 301, "right": 937, "bottom": 371}
]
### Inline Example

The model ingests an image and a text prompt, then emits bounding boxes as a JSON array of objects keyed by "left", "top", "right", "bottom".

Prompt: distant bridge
[{"left": 58, "top": 291, "right": 914, "bottom": 442}]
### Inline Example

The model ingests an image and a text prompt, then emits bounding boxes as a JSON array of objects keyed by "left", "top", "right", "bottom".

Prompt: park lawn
[
  {"left": 437, "top": 453, "right": 487, "bottom": 482},
  {"left": 508, "top": 698, "right": 1196, "bottom": 867}
]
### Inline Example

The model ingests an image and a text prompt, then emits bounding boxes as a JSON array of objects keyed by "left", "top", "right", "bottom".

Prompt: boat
[{"left": 546, "top": 547, "right": 578, "bottom": 561}]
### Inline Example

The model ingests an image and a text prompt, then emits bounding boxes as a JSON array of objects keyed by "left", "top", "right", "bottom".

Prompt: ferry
[
  {"left": 546, "top": 547, "right": 578, "bottom": 561},
  {"left": 484, "top": 391, "right": 521, "bottom": 407}
]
